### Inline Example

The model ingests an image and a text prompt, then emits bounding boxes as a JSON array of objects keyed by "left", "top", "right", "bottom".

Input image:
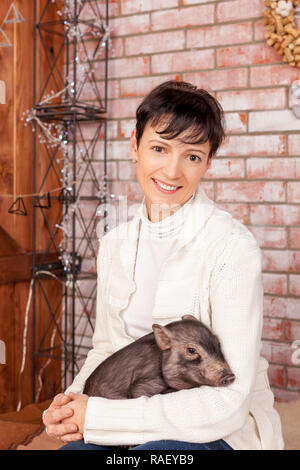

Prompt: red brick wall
[{"left": 87, "top": 0, "right": 300, "bottom": 401}]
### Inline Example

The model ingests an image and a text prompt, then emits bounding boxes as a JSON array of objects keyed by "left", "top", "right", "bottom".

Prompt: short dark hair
[{"left": 135, "top": 80, "right": 226, "bottom": 160}]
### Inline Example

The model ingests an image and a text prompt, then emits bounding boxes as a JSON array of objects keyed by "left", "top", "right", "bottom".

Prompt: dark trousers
[{"left": 59, "top": 438, "right": 233, "bottom": 450}]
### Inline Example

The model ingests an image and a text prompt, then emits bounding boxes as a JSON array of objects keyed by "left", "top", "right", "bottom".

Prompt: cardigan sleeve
[
  {"left": 83, "top": 231, "right": 264, "bottom": 446},
  {"left": 65, "top": 237, "right": 114, "bottom": 395}
]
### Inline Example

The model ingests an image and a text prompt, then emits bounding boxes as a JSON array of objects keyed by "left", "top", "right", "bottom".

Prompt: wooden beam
[{"left": 0, "top": 252, "right": 61, "bottom": 284}]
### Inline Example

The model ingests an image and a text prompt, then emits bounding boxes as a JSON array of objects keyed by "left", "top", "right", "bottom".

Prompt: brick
[
  {"left": 187, "top": 22, "right": 252, "bottom": 49},
  {"left": 217, "top": 135, "right": 286, "bottom": 157},
  {"left": 183, "top": 68, "right": 248, "bottom": 91},
  {"left": 262, "top": 340, "right": 294, "bottom": 365},
  {"left": 81, "top": 258, "right": 97, "bottom": 273},
  {"left": 183, "top": 0, "right": 213, "bottom": 4},
  {"left": 111, "top": 14, "right": 150, "bottom": 36},
  {"left": 250, "top": 65, "right": 300, "bottom": 87},
  {"left": 121, "top": 0, "right": 178, "bottom": 15},
  {"left": 249, "top": 204, "right": 300, "bottom": 226},
  {"left": 151, "top": 49, "right": 214, "bottom": 74},
  {"left": 288, "top": 134, "right": 300, "bottom": 156},
  {"left": 262, "top": 318, "right": 284, "bottom": 341},
  {"left": 204, "top": 158, "right": 244, "bottom": 179},
  {"left": 106, "top": 56, "right": 150, "bottom": 79},
  {"left": 121, "top": 74, "right": 179, "bottom": 98},
  {"left": 78, "top": 38, "right": 122, "bottom": 62},
  {"left": 224, "top": 113, "right": 247, "bottom": 134},
  {"left": 217, "top": 88, "right": 286, "bottom": 112},
  {"left": 79, "top": 79, "right": 120, "bottom": 101},
  {"left": 118, "top": 160, "right": 137, "bottom": 180},
  {"left": 247, "top": 158, "right": 300, "bottom": 179},
  {"left": 289, "top": 228, "right": 300, "bottom": 249},
  {"left": 262, "top": 273, "right": 287, "bottom": 295},
  {"left": 289, "top": 87, "right": 300, "bottom": 109},
  {"left": 78, "top": 160, "right": 118, "bottom": 181},
  {"left": 249, "top": 226, "right": 287, "bottom": 249},
  {"left": 216, "top": 203, "right": 249, "bottom": 224},
  {"left": 151, "top": 4, "right": 214, "bottom": 31},
  {"left": 109, "top": 38, "right": 124, "bottom": 58},
  {"left": 120, "top": 119, "right": 136, "bottom": 138},
  {"left": 272, "top": 388, "right": 300, "bottom": 401},
  {"left": 106, "top": 140, "right": 133, "bottom": 160},
  {"left": 79, "top": 120, "right": 118, "bottom": 141},
  {"left": 216, "top": 181, "right": 286, "bottom": 203},
  {"left": 288, "top": 183, "right": 300, "bottom": 203},
  {"left": 268, "top": 364, "right": 285, "bottom": 388},
  {"left": 262, "top": 250, "right": 300, "bottom": 273},
  {"left": 249, "top": 111, "right": 300, "bottom": 132},
  {"left": 285, "top": 321, "right": 300, "bottom": 342},
  {"left": 287, "top": 367, "right": 300, "bottom": 390},
  {"left": 201, "top": 181, "right": 214, "bottom": 200},
  {"left": 263, "top": 296, "right": 300, "bottom": 320},
  {"left": 107, "top": 97, "right": 142, "bottom": 119},
  {"left": 289, "top": 275, "right": 300, "bottom": 296},
  {"left": 84, "top": 139, "right": 104, "bottom": 161},
  {"left": 125, "top": 31, "right": 184, "bottom": 56},
  {"left": 111, "top": 180, "right": 144, "bottom": 202},
  {"left": 217, "top": 44, "right": 280, "bottom": 68},
  {"left": 254, "top": 19, "right": 266, "bottom": 42},
  {"left": 80, "top": 0, "right": 118, "bottom": 19},
  {"left": 217, "top": 0, "right": 264, "bottom": 22}
]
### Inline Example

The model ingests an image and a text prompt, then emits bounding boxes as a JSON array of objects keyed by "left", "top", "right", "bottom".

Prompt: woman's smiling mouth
[{"left": 152, "top": 178, "right": 183, "bottom": 194}]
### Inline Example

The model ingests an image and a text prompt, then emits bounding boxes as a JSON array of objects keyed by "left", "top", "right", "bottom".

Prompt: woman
[{"left": 43, "top": 80, "right": 284, "bottom": 450}]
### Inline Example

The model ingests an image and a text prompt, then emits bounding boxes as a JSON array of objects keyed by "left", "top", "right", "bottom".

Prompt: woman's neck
[{"left": 140, "top": 193, "right": 195, "bottom": 239}]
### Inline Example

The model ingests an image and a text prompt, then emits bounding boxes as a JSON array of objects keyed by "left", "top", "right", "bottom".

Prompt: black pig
[{"left": 83, "top": 315, "right": 235, "bottom": 399}]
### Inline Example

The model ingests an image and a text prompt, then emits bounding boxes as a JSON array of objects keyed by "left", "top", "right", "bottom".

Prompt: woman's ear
[{"left": 130, "top": 128, "right": 138, "bottom": 162}]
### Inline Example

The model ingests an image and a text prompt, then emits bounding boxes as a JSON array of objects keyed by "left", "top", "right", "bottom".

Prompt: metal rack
[{"left": 32, "top": 0, "right": 109, "bottom": 401}]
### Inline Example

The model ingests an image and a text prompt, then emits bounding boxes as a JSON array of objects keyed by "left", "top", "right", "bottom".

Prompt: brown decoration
[{"left": 263, "top": 0, "right": 300, "bottom": 68}]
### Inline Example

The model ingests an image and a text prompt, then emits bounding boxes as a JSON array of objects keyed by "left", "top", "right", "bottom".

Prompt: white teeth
[{"left": 154, "top": 179, "right": 180, "bottom": 191}]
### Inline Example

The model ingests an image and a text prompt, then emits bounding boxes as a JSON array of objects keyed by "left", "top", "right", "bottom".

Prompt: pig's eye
[{"left": 188, "top": 347, "right": 196, "bottom": 354}]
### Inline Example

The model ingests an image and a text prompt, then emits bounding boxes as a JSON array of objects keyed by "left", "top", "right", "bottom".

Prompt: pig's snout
[{"left": 219, "top": 369, "right": 235, "bottom": 386}]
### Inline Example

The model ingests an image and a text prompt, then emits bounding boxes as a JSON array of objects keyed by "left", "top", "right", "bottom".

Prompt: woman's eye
[
  {"left": 152, "top": 146, "right": 164, "bottom": 153},
  {"left": 188, "top": 154, "right": 201, "bottom": 163}
]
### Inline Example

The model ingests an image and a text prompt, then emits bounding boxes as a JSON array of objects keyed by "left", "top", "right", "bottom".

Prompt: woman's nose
[{"left": 162, "top": 156, "right": 182, "bottom": 180}]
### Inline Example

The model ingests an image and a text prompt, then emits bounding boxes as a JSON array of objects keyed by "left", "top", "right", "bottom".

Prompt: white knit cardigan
[{"left": 66, "top": 185, "right": 284, "bottom": 450}]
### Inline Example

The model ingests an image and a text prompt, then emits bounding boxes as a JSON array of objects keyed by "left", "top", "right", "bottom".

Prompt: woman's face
[{"left": 130, "top": 120, "right": 211, "bottom": 221}]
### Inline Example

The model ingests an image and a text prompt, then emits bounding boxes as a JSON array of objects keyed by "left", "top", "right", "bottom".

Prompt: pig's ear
[
  {"left": 181, "top": 315, "right": 197, "bottom": 322},
  {"left": 152, "top": 324, "right": 172, "bottom": 350}
]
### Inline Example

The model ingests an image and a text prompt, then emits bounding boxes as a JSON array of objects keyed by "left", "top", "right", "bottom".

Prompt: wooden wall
[{"left": 0, "top": 0, "right": 63, "bottom": 412}]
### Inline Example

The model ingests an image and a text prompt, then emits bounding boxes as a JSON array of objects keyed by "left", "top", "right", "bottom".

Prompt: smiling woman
[
  {"left": 130, "top": 122, "right": 212, "bottom": 221},
  {"left": 44, "top": 80, "right": 284, "bottom": 452},
  {"left": 129, "top": 80, "right": 225, "bottom": 221}
]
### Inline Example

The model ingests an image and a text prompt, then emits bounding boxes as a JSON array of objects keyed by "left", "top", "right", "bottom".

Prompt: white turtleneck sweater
[
  {"left": 120, "top": 194, "right": 195, "bottom": 339},
  {"left": 64, "top": 185, "right": 284, "bottom": 450}
]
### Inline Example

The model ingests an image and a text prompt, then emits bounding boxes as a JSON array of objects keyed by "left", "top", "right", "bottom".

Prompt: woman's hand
[
  {"left": 42, "top": 393, "right": 83, "bottom": 443},
  {"left": 60, "top": 392, "right": 89, "bottom": 438}
]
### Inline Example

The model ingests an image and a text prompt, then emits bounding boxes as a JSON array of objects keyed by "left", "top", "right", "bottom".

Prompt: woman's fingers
[
  {"left": 44, "top": 405, "right": 74, "bottom": 426},
  {"left": 46, "top": 422, "right": 79, "bottom": 439},
  {"left": 52, "top": 393, "right": 72, "bottom": 409},
  {"left": 60, "top": 432, "right": 83, "bottom": 443}
]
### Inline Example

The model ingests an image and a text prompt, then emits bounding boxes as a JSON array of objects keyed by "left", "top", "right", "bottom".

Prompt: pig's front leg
[{"left": 130, "top": 377, "right": 168, "bottom": 398}]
